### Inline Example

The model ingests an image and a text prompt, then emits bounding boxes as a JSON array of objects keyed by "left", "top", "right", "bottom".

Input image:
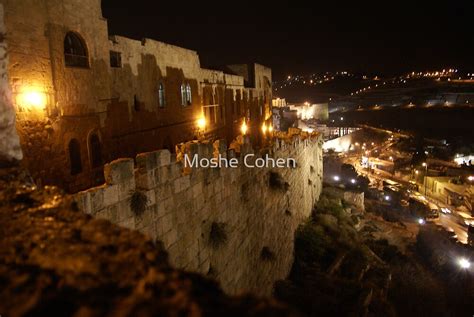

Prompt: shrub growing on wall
[
  {"left": 269, "top": 171, "right": 289, "bottom": 192},
  {"left": 129, "top": 190, "right": 149, "bottom": 216},
  {"left": 209, "top": 222, "right": 228, "bottom": 249},
  {"left": 260, "top": 246, "right": 276, "bottom": 261}
]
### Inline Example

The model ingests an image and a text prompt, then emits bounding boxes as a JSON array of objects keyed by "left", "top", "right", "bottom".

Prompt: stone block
[
  {"left": 162, "top": 229, "right": 178, "bottom": 248},
  {"left": 87, "top": 186, "right": 104, "bottom": 214},
  {"left": 103, "top": 185, "right": 119, "bottom": 205},
  {"left": 118, "top": 179, "right": 135, "bottom": 199},
  {"left": 74, "top": 190, "right": 91, "bottom": 214},
  {"left": 121, "top": 217, "right": 135, "bottom": 230},
  {"left": 135, "top": 170, "right": 156, "bottom": 190},
  {"left": 156, "top": 149, "right": 171, "bottom": 166},
  {"left": 104, "top": 158, "right": 134, "bottom": 185}
]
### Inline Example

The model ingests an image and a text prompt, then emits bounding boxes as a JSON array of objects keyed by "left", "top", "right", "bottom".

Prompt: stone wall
[
  {"left": 74, "top": 132, "right": 324, "bottom": 295},
  {"left": 0, "top": 3, "right": 22, "bottom": 164}
]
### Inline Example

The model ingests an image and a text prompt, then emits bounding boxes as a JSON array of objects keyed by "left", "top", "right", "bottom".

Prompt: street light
[
  {"left": 422, "top": 163, "right": 428, "bottom": 195},
  {"left": 240, "top": 120, "right": 248, "bottom": 135},
  {"left": 333, "top": 175, "right": 340, "bottom": 181},
  {"left": 418, "top": 218, "right": 425, "bottom": 225},
  {"left": 457, "top": 258, "right": 471, "bottom": 269}
]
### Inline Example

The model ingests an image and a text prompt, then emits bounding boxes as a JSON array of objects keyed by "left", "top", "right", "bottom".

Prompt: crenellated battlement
[{"left": 74, "top": 130, "right": 323, "bottom": 295}]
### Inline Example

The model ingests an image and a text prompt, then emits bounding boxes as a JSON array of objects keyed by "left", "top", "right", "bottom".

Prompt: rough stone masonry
[
  {"left": 75, "top": 131, "right": 324, "bottom": 295},
  {"left": 0, "top": 4, "right": 22, "bottom": 165}
]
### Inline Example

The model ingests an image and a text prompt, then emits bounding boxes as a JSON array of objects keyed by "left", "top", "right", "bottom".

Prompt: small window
[
  {"left": 69, "top": 139, "right": 82, "bottom": 175},
  {"left": 180, "top": 84, "right": 187, "bottom": 106},
  {"left": 210, "top": 106, "right": 216, "bottom": 124},
  {"left": 89, "top": 133, "right": 102, "bottom": 168},
  {"left": 186, "top": 83, "right": 192, "bottom": 105},
  {"left": 134, "top": 95, "right": 140, "bottom": 111},
  {"left": 158, "top": 83, "right": 165, "bottom": 108},
  {"left": 64, "top": 32, "right": 89, "bottom": 68},
  {"left": 110, "top": 51, "right": 122, "bottom": 68}
]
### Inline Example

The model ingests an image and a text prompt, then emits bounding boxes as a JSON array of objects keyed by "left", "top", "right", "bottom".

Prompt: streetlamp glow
[
  {"left": 350, "top": 179, "right": 356, "bottom": 184},
  {"left": 458, "top": 258, "right": 471, "bottom": 269},
  {"left": 196, "top": 116, "right": 206, "bottom": 130},
  {"left": 240, "top": 120, "right": 248, "bottom": 135},
  {"left": 418, "top": 218, "right": 425, "bottom": 225},
  {"left": 468, "top": 176, "right": 474, "bottom": 181},
  {"left": 422, "top": 162, "right": 427, "bottom": 167},
  {"left": 333, "top": 175, "right": 340, "bottom": 181}
]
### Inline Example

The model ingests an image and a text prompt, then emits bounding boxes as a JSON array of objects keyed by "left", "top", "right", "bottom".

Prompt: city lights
[
  {"left": 333, "top": 175, "right": 340, "bottom": 181},
  {"left": 418, "top": 218, "right": 425, "bottom": 225},
  {"left": 261, "top": 123, "right": 267, "bottom": 134},
  {"left": 350, "top": 179, "right": 356, "bottom": 184}
]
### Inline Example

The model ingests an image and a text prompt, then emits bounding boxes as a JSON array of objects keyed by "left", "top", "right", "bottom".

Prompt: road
[{"left": 341, "top": 150, "right": 471, "bottom": 245}]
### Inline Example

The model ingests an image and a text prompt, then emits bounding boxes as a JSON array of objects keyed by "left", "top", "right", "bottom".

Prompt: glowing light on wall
[
  {"left": 18, "top": 90, "right": 47, "bottom": 111},
  {"left": 196, "top": 116, "right": 206, "bottom": 130},
  {"left": 261, "top": 123, "right": 267, "bottom": 134},
  {"left": 241, "top": 120, "right": 248, "bottom": 135}
]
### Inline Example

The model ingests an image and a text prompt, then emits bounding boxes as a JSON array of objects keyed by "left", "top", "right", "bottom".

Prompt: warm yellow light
[
  {"left": 196, "top": 116, "right": 206, "bottom": 130},
  {"left": 241, "top": 120, "right": 248, "bottom": 135},
  {"left": 21, "top": 91, "right": 46, "bottom": 110},
  {"left": 422, "top": 162, "right": 427, "bottom": 167},
  {"left": 268, "top": 125, "right": 273, "bottom": 133},
  {"left": 262, "top": 123, "right": 267, "bottom": 134}
]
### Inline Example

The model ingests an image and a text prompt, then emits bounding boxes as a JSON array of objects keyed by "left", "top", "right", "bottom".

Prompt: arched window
[
  {"left": 64, "top": 32, "right": 89, "bottom": 68},
  {"left": 158, "top": 83, "right": 165, "bottom": 108},
  {"left": 180, "top": 84, "right": 187, "bottom": 106},
  {"left": 88, "top": 133, "right": 102, "bottom": 168},
  {"left": 133, "top": 95, "right": 140, "bottom": 111},
  {"left": 68, "top": 139, "right": 82, "bottom": 175},
  {"left": 186, "top": 83, "right": 192, "bottom": 105}
]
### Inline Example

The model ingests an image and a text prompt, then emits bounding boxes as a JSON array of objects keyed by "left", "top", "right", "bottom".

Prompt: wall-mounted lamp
[
  {"left": 17, "top": 90, "right": 47, "bottom": 112},
  {"left": 241, "top": 120, "right": 248, "bottom": 135},
  {"left": 196, "top": 116, "right": 206, "bottom": 131}
]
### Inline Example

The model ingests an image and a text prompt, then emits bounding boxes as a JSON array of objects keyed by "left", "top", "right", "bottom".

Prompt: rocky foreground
[{"left": 0, "top": 167, "right": 294, "bottom": 317}]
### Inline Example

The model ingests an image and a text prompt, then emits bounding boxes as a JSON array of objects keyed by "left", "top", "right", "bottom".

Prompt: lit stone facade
[{"left": 1, "top": 0, "right": 272, "bottom": 192}]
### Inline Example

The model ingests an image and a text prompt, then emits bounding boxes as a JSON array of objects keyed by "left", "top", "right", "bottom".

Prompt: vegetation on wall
[
  {"left": 129, "top": 190, "right": 149, "bottom": 216},
  {"left": 268, "top": 171, "right": 289, "bottom": 192},
  {"left": 260, "top": 247, "right": 276, "bottom": 261},
  {"left": 209, "top": 222, "right": 228, "bottom": 249}
]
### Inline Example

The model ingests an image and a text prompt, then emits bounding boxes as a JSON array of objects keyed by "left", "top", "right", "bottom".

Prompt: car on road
[
  {"left": 425, "top": 209, "right": 440, "bottom": 222},
  {"left": 468, "top": 225, "right": 474, "bottom": 246}
]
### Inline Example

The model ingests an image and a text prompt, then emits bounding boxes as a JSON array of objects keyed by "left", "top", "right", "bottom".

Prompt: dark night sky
[{"left": 101, "top": 1, "right": 474, "bottom": 81}]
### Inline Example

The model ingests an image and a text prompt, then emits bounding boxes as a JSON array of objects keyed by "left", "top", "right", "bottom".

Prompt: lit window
[
  {"left": 158, "top": 83, "right": 165, "bottom": 108},
  {"left": 110, "top": 51, "right": 122, "bottom": 68},
  {"left": 180, "top": 84, "right": 187, "bottom": 106},
  {"left": 64, "top": 32, "right": 89, "bottom": 68},
  {"left": 88, "top": 133, "right": 102, "bottom": 168},
  {"left": 186, "top": 83, "right": 192, "bottom": 105}
]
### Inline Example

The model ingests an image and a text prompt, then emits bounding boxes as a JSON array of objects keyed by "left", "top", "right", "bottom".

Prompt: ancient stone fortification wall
[{"left": 75, "top": 132, "right": 324, "bottom": 295}]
